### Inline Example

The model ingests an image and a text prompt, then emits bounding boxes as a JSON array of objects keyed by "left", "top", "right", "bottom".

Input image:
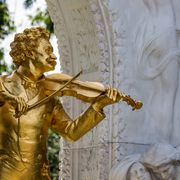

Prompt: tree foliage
[
  {"left": 48, "top": 129, "right": 60, "bottom": 180},
  {"left": 24, "top": 0, "right": 53, "bottom": 33},
  {"left": 23, "top": 0, "right": 36, "bottom": 9},
  {"left": 28, "top": 8, "right": 54, "bottom": 33},
  {"left": 0, "top": 0, "right": 15, "bottom": 74},
  {"left": 0, "top": 0, "right": 15, "bottom": 39}
]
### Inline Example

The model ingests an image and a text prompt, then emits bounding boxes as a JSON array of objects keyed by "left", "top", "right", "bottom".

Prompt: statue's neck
[{"left": 17, "top": 65, "right": 44, "bottom": 82}]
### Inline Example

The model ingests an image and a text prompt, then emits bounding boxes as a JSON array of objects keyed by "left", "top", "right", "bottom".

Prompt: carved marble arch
[{"left": 46, "top": 0, "right": 119, "bottom": 180}]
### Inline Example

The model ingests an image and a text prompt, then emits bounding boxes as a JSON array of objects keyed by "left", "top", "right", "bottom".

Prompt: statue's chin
[{"left": 44, "top": 65, "right": 56, "bottom": 72}]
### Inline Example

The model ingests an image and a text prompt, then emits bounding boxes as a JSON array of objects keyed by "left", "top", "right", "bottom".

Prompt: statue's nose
[{"left": 51, "top": 53, "right": 57, "bottom": 60}]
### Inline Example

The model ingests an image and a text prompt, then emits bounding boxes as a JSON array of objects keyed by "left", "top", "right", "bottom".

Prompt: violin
[{"left": 28, "top": 71, "right": 142, "bottom": 111}]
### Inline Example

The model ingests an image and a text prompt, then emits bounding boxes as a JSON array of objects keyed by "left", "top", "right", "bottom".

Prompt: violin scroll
[{"left": 117, "top": 92, "right": 143, "bottom": 111}]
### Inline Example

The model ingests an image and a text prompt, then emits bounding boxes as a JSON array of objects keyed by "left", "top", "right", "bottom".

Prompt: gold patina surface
[{"left": 0, "top": 72, "right": 105, "bottom": 179}]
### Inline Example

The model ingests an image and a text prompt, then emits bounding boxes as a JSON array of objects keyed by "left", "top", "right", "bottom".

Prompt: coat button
[
  {"left": 39, "top": 135, "right": 43, "bottom": 141},
  {"left": 42, "top": 113, "right": 47, "bottom": 119}
]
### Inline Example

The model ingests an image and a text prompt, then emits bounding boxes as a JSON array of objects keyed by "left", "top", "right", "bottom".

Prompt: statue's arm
[{"left": 50, "top": 100, "right": 105, "bottom": 141}]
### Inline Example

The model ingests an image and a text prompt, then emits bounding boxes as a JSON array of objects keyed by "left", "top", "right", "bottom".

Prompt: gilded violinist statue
[{"left": 0, "top": 27, "right": 142, "bottom": 180}]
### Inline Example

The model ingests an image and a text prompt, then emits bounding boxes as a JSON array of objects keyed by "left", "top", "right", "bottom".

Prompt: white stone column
[{"left": 46, "top": 1, "right": 115, "bottom": 179}]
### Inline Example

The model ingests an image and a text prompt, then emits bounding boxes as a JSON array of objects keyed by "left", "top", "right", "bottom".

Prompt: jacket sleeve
[{"left": 50, "top": 99, "right": 106, "bottom": 141}]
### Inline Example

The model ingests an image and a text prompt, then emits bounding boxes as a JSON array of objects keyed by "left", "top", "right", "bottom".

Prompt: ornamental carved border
[{"left": 46, "top": 0, "right": 126, "bottom": 179}]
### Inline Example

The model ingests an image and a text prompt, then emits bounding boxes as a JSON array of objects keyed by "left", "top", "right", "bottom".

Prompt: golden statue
[{"left": 0, "top": 27, "right": 142, "bottom": 180}]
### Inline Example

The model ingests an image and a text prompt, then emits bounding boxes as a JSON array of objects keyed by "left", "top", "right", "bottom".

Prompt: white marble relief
[
  {"left": 46, "top": 0, "right": 180, "bottom": 179},
  {"left": 109, "top": 143, "right": 180, "bottom": 180}
]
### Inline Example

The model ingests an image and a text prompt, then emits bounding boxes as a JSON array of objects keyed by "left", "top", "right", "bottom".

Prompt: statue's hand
[
  {"left": 0, "top": 91, "right": 29, "bottom": 114},
  {"left": 92, "top": 87, "right": 119, "bottom": 111},
  {"left": 13, "top": 96, "right": 29, "bottom": 115}
]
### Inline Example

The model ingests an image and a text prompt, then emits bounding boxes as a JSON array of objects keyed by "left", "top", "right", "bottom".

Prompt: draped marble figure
[
  {"left": 109, "top": 143, "right": 180, "bottom": 180},
  {"left": 135, "top": 0, "right": 180, "bottom": 142}
]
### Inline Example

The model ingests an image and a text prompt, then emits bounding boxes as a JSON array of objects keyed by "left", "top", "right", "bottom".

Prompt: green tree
[
  {"left": 28, "top": 8, "right": 54, "bottom": 33},
  {"left": 24, "top": 0, "right": 53, "bottom": 33},
  {"left": 48, "top": 129, "right": 60, "bottom": 180},
  {"left": 0, "top": 0, "right": 15, "bottom": 74},
  {"left": 0, "top": 0, "right": 15, "bottom": 39},
  {"left": 23, "top": 0, "right": 36, "bottom": 9}
]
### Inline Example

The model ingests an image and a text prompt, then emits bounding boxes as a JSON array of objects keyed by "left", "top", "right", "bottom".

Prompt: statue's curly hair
[{"left": 9, "top": 27, "right": 50, "bottom": 66}]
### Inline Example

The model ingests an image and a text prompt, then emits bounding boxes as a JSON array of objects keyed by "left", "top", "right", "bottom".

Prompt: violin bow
[{"left": 15, "top": 70, "right": 83, "bottom": 118}]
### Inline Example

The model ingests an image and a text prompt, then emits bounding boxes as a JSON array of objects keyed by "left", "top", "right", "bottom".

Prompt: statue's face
[
  {"left": 129, "top": 163, "right": 151, "bottom": 180},
  {"left": 34, "top": 38, "right": 57, "bottom": 72}
]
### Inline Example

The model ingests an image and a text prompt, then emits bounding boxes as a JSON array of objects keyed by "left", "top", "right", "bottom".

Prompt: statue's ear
[
  {"left": 31, "top": 51, "right": 36, "bottom": 60},
  {"left": 25, "top": 50, "right": 36, "bottom": 60}
]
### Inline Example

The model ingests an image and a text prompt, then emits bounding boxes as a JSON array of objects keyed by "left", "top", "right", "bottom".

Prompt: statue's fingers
[
  {"left": 107, "top": 86, "right": 111, "bottom": 97},
  {"left": 20, "top": 99, "right": 24, "bottom": 112},
  {"left": 113, "top": 89, "right": 118, "bottom": 102},
  {"left": 109, "top": 88, "right": 114, "bottom": 100},
  {"left": 22, "top": 101, "right": 27, "bottom": 113},
  {"left": 117, "top": 91, "right": 123, "bottom": 101},
  {"left": 17, "top": 101, "right": 22, "bottom": 112},
  {"left": 25, "top": 103, "right": 29, "bottom": 112},
  {"left": 21, "top": 98, "right": 28, "bottom": 113},
  {"left": 24, "top": 103, "right": 29, "bottom": 113},
  {"left": 19, "top": 97, "right": 25, "bottom": 112},
  {"left": 13, "top": 97, "right": 18, "bottom": 108}
]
